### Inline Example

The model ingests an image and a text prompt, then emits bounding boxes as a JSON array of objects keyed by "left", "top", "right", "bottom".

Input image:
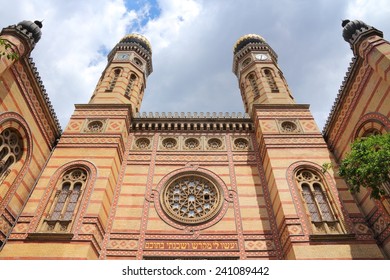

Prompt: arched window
[
  {"left": 44, "top": 168, "right": 87, "bottom": 232},
  {"left": 106, "top": 68, "right": 121, "bottom": 92},
  {"left": 362, "top": 128, "right": 381, "bottom": 137},
  {"left": 125, "top": 73, "right": 137, "bottom": 97},
  {"left": 248, "top": 73, "right": 260, "bottom": 96},
  {"left": 295, "top": 169, "right": 344, "bottom": 234},
  {"left": 263, "top": 68, "right": 279, "bottom": 92},
  {"left": 0, "top": 128, "right": 23, "bottom": 181}
]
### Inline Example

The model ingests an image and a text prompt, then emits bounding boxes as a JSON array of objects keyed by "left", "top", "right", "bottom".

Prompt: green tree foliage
[
  {"left": 339, "top": 133, "right": 390, "bottom": 199},
  {"left": 0, "top": 38, "right": 18, "bottom": 60}
]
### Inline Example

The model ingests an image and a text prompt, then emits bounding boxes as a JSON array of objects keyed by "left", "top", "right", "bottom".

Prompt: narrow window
[
  {"left": 125, "top": 73, "right": 137, "bottom": 97},
  {"left": 248, "top": 73, "right": 260, "bottom": 96},
  {"left": 106, "top": 68, "right": 121, "bottom": 92},
  {"left": 295, "top": 169, "right": 343, "bottom": 234},
  {"left": 45, "top": 168, "right": 87, "bottom": 232},
  {"left": 264, "top": 69, "right": 279, "bottom": 92},
  {"left": 0, "top": 128, "right": 23, "bottom": 181}
]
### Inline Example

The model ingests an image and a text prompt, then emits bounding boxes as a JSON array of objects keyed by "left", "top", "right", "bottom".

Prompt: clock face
[
  {"left": 255, "top": 53, "right": 269, "bottom": 61},
  {"left": 116, "top": 53, "right": 130, "bottom": 60}
]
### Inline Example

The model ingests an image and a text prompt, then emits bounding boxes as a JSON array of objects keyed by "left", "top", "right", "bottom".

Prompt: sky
[{"left": 1, "top": 0, "right": 390, "bottom": 131}]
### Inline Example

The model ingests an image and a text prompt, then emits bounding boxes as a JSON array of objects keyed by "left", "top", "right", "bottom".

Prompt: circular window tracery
[
  {"left": 234, "top": 138, "right": 249, "bottom": 150},
  {"left": 162, "top": 138, "right": 177, "bottom": 149},
  {"left": 184, "top": 138, "right": 199, "bottom": 149},
  {"left": 207, "top": 138, "right": 222, "bottom": 149},
  {"left": 87, "top": 120, "right": 104, "bottom": 133},
  {"left": 280, "top": 121, "right": 297, "bottom": 133},
  {"left": 135, "top": 137, "right": 150, "bottom": 149},
  {"left": 161, "top": 174, "right": 223, "bottom": 224}
]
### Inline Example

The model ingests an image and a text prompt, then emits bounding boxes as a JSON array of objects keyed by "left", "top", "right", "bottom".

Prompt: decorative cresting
[
  {"left": 153, "top": 167, "right": 231, "bottom": 231},
  {"left": 0, "top": 128, "right": 23, "bottom": 178},
  {"left": 295, "top": 169, "right": 344, "bottom": 235},
  {"left": 43, "top": 168, "right": 88, "bottom": 232}
]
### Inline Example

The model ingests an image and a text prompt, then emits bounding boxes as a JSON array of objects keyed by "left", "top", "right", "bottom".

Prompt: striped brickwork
[
  {"left": 324, "top": 34, "right": 390, "bottom": 257},
  {"left": 254, "top": 104, "right": 383, "bottom": 259},
  {"left": 0, "top": 52, "right": 60, "bottom": 249}
]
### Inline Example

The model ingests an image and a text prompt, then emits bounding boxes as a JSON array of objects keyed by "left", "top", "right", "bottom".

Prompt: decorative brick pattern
[
  {"left": 66, "top": 120, "right": 83, "bottom": 132},
  {"left": 108, "top": 239, "right": 138, "bottom": 250},
  {"left": 244, "top": 240, "right": 275, "bottom": 251}
]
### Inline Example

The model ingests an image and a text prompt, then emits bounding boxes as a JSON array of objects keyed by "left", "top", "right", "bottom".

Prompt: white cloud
[
  {"left": 0, "top": 0, "right": 142, "bottom": 127},
  {"left": 141, "top": 0, "right": 201, "bottom": 51}
]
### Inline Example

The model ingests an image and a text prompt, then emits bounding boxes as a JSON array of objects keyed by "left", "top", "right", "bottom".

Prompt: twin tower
[{"left": 90, "top": 32, "right": 295, "bottom": 115}]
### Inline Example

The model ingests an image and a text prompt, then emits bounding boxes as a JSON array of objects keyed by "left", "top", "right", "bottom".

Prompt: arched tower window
[
  {"left": 0, "top": 128, "right": 23, "bottom": 180},
  {"left": 263, "top": 68, "right": 279, "bottom": 92},
  {"left": 295, "top": 169, "right": 344, "bottom": 235},
  {"left": 44, "top": 168, "right": 88, "bottom": 232},
  {"left": 248, "top": 73, "right": 260, "bottom": 97},
  {"left": 125, "top": 73, "right": 137, "bottom": 97},
  {"left": 106, "top": 68, "right": 121, "bottom": 92}
]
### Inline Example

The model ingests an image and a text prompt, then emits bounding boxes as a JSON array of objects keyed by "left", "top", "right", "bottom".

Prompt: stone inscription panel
[{"left": 144, "top": 240, "right": 239, "bottom": 251}]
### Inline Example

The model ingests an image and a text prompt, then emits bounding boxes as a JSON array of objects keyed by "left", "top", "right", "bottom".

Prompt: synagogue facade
[{"left": 0, "top": 19, "right": 388, "bottom": 259}]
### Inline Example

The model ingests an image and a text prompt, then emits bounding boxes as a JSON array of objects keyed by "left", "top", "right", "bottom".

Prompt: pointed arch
[
  {"left": 262, "top": 67, "right": 279, "bottom": 92},
  {"left": 125, "top": 72, "right": 138, "bottom": 97},
  {"left": 0, "top": 112, "right": 32, "bottom": 210},
  {"left": 106, "top": 67, "right": 122, "bottom": 92},
  {"left": 286, "top": 161, "right": 351, "bottom": 237},
  {"left": 353, "top": 112, "right": 389, "bottom": 140},
  {"left": 246, "top": 71, "right": 260, "bottom": 97},
  {"left": 30, "top": 160, "right": 97, "bottom": 235}
]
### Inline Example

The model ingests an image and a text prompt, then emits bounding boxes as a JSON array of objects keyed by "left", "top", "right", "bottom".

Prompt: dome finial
[
  {"left": 34, "top": 20, "right": 43, "bottom": 29},
  {"left": 341, "top": 19, "right": 350, "bottom": 28},
  {"left": 17, "top": 20, "right": 43, "bottom": 43}
]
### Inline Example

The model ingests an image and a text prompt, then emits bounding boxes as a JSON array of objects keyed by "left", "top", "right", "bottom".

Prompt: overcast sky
[{"left": 1, "top": 0, "right": 390, "bottom": 131}]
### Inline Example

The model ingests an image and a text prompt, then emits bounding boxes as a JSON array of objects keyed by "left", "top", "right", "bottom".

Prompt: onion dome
[
  {"left": 342, "top": 19, "right": 372, "bottom": 43},
  {"left": 17, "top": 20, "right": 43, "bottom": 43},
  {"left": 120, "top": 33, "right": 152, "bottom": 54},
  {"left": 233, "top": 34, "right": 266, "bottom": 55},
  {"left": 341, "top": 19, "right": 383, "bottom": 54}
]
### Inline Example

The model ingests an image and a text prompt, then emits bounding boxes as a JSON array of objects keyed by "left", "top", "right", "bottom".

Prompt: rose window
[
  {"left": 136, "top": 138, "right": 150, "bottom": 149},
  {"left": 280, "top": 121, "right": 297, "bottom": 133},
  {"left": 161, "top": 175, "right": 223, "bottom": 224},
  {"left": 184, "top": 138, "right": 199, "bottom": 149},
  {"left": 207, "top": 138, "right": 222, "bottom": 149},
  {"left": 162, "top": 138, "right": 177, "bottom": 149},
  {"left": 87, "top": 120, "right": 103, "bottom": 132},
  {"left": 234, "top": 138, "right": 249, "bottom": 150}
]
